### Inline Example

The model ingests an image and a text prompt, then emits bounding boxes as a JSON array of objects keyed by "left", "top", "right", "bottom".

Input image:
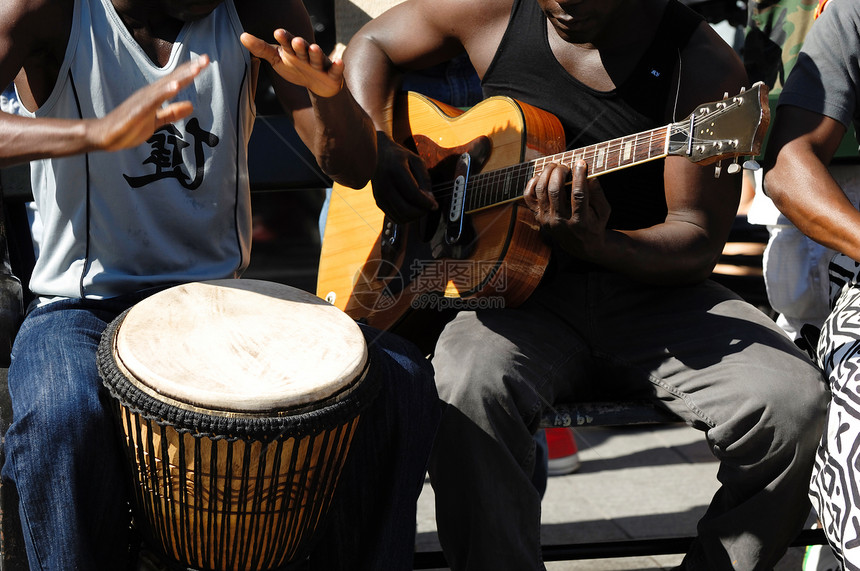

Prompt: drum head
[{"left": 112, "top": 279, "right": 368, "bottom": 413}]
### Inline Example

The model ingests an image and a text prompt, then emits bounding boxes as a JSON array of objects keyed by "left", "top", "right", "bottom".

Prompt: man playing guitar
[{"left": 338, "top": 0, "right": 829, "bottom": 568}]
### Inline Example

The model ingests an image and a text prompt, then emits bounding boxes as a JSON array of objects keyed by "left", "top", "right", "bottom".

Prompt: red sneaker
[{"left": 545, "top": 427, "right": 581, "bottom": 476}]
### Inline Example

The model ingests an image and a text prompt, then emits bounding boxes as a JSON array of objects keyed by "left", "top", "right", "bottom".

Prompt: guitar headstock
[{"left": 668, "top": 82, "right": 770, "bottom": 166}]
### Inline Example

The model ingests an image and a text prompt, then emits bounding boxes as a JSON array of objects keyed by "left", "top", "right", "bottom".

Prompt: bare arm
[
  {"left": 0, "top": 0, "right": 209, "bottom": 167},
  {"left": 238, "top": 0, "right": 377, "bottom": 189},
  {"left": 525, "top": 23, "right": 749, "bottom": 285},
  {"left": 344, "top": 0, "right": 507, "bottom": 132},
  {"left": 763, "top": 106, "right": 856, "bottom": 257},
  {"left": 629, "top": 25, "right": 750, "bottom": 283},
  {"left": 341, "top": 0, "right": 510, "bottom": 221}
]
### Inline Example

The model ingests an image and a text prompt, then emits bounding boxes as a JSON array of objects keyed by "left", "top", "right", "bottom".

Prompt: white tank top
[{"left": 23, "top": 0, "right": 255, "bottom": 300}]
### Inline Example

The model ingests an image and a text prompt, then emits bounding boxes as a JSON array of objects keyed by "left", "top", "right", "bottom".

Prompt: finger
[
  {"left": 289, "top": 36, "right": 311, "bottom": 61},
  {"left": 240, "top": 32, "right": 276, "bottom": 61},
  {"left": 327, "top": 59, "right": 345, "bottom": 85},
  {"left": 388, "top": 166, "right": 437, "bottom": 220},
  {"left": 155, "top": 101, "right": 194, "bottom": 126},
  {"left": 409, "top": 155, "right": 438, "bottom": 210},
  {"left": 524, "top": 176, "right": 546, "bottom": 222},
  {"left": 273, "top": 29, "right": 296, "bottom": 53},
  {"left": 373, "top": 181, "right": 426, "bottom": 223},
  {"left": 240, "top": 32, "right": 266, "bottom": 54},
  {"left": 546, "top": 162, "right": 571, "bottom": 220},
  {"left": 571, "top": 160, "right": 589, "bottom": 223},
  {"left": 306, "top": 43, "right": 329, "bottom": 71},
  {"left": 157, "top": 55, "right": 208, "bottom": 96},
  {"left": 178, "top": 54, "right": 209, "bottom": 77}
]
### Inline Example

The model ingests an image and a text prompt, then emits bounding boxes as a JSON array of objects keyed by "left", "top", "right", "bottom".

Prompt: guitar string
[
  {"left": 426, "top": 100, "right": 747, "bottom": 207},
  {"left": 432, "top": 115, "right": 732, "bottom": 211},
  {"left": 425, "top": 98, "right": 740, "bottom": 192}
]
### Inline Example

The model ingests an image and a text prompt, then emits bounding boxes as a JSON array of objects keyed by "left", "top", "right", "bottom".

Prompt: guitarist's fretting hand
[
  {"left": 372, "top": 133, "right": 439, "bottom": 223},
  {"left": 523, "top": 160, "right": 611, "bottom": 260}
]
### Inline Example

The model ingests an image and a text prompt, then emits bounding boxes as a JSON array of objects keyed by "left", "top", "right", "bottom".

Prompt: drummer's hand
[
  {"left": 241, "top": 29, "right": 344, "bottom": 98},
  {"left": 88, "top": 55, "right": 209, "bottom": 152}
]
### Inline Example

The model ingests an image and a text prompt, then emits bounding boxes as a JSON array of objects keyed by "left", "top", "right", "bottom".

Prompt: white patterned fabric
[{"left": 812, "top": 252, "right": 860, "bottom": 570}]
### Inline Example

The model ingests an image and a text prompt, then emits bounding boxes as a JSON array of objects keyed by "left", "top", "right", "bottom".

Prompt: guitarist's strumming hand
[
  {"left": 372, "top": 133, "right": 438, "bottom": 223},
  {"left": 523, "top": 160, "right": 611, "bottom": 260}
]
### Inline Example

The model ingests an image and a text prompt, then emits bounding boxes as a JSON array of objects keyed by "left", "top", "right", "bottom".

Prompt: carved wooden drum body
[{"left": 97, "top": 279, "right": 378, "bottom": 571}]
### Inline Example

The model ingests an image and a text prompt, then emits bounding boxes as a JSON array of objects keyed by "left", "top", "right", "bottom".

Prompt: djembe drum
[{"left": 97, "top": 279, "right": 378, "bottom": 571}]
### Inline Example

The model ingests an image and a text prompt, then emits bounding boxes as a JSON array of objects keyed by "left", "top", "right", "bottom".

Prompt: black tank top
[{"left": 481, "top": 0, "right": 703, "bottom": 231}]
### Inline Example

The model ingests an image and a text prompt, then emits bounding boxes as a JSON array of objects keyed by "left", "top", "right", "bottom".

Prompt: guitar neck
[{"left": 466, "top": 124, "right": 672, "bottom": 213}]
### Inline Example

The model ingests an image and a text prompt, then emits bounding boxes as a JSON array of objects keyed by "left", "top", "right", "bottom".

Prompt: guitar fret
[
  {"left": 644, "top": 131, "right": 653, "bottom": 162},
  {"left": 608, "top": 140, "right": 619, "bottom": 170},
  {"left": 649, "top": 129, "right": 658, "bottom": 161},
  {"left": 469, "top": 124, "right": 673, "bottom": 211},
  {"left": 622, "top": 137, "right": 633, "bottom": 163},
  {"left": 563, "top": 150, "right": 576, "bottom": 170}
]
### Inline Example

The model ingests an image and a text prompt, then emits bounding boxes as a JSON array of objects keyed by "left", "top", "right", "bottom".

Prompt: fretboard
[{"left": 464, "top": 124, "right": 672, "bottom": 213}]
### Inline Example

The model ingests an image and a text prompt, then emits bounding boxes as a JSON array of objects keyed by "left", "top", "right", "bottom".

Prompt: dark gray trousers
[{"left": 429, "top": 271, "right": 828, "bottom": 571}]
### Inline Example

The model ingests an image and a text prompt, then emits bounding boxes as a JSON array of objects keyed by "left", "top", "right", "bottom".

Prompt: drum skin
[{"left": 97, "top": 280, "right": 380, "bottom": 571}]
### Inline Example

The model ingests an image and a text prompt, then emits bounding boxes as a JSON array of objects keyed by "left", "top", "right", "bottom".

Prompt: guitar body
[
  {"left": 317, "top": 84, "right": 770, "bottom": 341},
  {"left": 317, "top": 92, "right": 566, "bottom": 333}
]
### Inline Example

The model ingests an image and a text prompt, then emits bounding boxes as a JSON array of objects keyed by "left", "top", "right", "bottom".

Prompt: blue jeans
[
  {"left": 2, "top": 290, "right": 440, "bottom": 570},
  {"left": 401, "top": 53, "right": 483, "bottom": 109}
]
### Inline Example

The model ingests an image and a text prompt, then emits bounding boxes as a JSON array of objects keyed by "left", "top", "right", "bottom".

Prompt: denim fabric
[
  {"left": 429, "top": 271, "right": 829, "bottom": 571},
  {"left": 306, "top": 324, "right": 441, "bottom": 570},
  {"left": 2, "top": 291, "right": 440, "bottom": 570},
  {"left": 401, "top": 53, "right": 483, "bottom": 109},
  {"left": 3, "top": 293, "right": 149, "bottom": 570}
]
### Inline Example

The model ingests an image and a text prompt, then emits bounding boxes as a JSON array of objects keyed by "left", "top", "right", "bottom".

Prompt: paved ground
[{"left": 414, "top": 423, "right": 818, "bottom": 570}]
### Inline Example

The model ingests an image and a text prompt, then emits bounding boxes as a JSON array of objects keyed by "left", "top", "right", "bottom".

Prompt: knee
[
  {"left": 718, "top": 365, "right": 828, "bottom": 458},
  {"left": 7, "top": 358, "right": 110, "bottom": 451},
  {"left": 432, "top": 335, "right": 512, "bottom": 406},
  {"left": 360, "top": 324, "right": 438, "bottom": 406},
  {"left": 430, "top": 329, "right": 536, "bottom": 429},
  {"left": 775, "top": 366, "right": 829, "bottom": 445}
]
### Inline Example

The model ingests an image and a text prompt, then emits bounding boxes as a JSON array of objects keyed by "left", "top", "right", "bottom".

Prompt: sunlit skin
[
  {"left": 0, "top": 0, "right": 375, "bottom": 187},
  {"left": 241, "top": 29, "right": 345, "bottom": 99},
  {"left": 764, "top": 107, "right": 859, "bottom": 260},
  {"left": 344, "top": 0, "right": 748, "bottom": 285}
]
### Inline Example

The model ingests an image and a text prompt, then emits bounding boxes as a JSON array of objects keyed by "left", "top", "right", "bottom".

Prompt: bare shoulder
[
  {"left": 234, "top": 0, "right": 314, "bottom": 44},
  {"left": 673, "top": 20, "right": 747, "bottom": 118},
  {"left": 351, "top": 0, "right": 513, "bottom": 74},
  {"left": 0, "top": 0, "right": 74, "bottom": 102},
  {"left": 1, "top": 0, "right": 73, "bottom": 50},
  {"left": 365, "top": 0, "right": 510, "bottom": 34}
]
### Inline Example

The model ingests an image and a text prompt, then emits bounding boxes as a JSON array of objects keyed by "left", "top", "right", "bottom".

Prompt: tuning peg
[
  {"left": 714, "top": 160, "right": 722, "bottom": 178},
  {"left": 727, "top": 159, "right": 741, "bottom": 174},
  {"left": 743, "top": 160, "right": 761, "bottom": 171}
]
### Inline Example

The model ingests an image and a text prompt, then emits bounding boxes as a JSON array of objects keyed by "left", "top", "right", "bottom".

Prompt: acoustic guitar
[{"left": 317, "top": 84, "right": 769, "bottom": 335}]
